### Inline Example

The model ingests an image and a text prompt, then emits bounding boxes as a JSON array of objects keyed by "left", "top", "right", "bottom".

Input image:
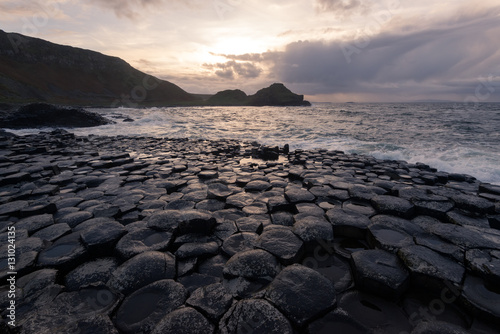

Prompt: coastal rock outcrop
[{"left": 0, "top": 103, "right": 112, "bottom": 128}]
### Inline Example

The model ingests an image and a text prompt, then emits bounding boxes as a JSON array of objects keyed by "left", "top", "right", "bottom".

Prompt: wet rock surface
[{"left": 0, "top": 130, "right": 499, "bottom": 333}]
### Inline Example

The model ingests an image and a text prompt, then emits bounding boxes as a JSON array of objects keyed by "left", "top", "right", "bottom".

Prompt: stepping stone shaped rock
[
  {"left": 218, "top": 299, "right": 292, "bottom": 334},
  {"left": 175, "top": 241, "right": 219, "bottom": 259},
  {"left": 430, "top": 223, "right": 500, "bottom": 249},
  {"left": 348, "top": 184, "right": 386, "bottom": 201},
  {"left": 37, "top": 232, "right": 88, "bottom": 270},
  {"left": 338, "top": 291, "right": 411, "bottom": 333},
  {"left": 371, "top": 195, "right": 415, "bottom": 218},
  {"left": 152, "top": 307, "right": 214, "bottom": 334},
  {"left": 17, "top": 268, "right": 58, "bottom": 299},
  {"left": 342, "top": 199, "right": 377, "bottom": 217},
  {"left": 270, "top": 211, "right": 294, "bottom": 226},
  {"left": 195, "top": 199, "right": 226, "bottom": 212},
  {"left": 115, "top": 279, "right": 187, "bottom": 334},
  {"left": 65, "top": 258, "right": 119, "bottom": 291},
  {"left": 367, "top": 226, "right": 414, "bottom": 253},
  {"left": 15, "top": 213, "right": 54, "bottom": 235},
  {"left": 256, "top": 228, "right": 304, "bottom": 264},
  {"left": 198, "top": 255, "right": 228, "bottom": 279},
  {"left": 57, "top": 211, "right": 93, "bottom": 228},
  {"left": 446, "top": 210, "right": 490, "bottom": 228},
  {"left": 414, "top": 234, "right": 463, "bottom": 262},
  {"left": 20, "top": 285, "right": 121, "bottom": 333},
  {"left": 115, "top": 228, "right": 173, "bottom": 260},
  {"left": 80, "top": 220, "right": 127, "bottom": 255},
  {"left": 148, "top": 209, "right": 215, "bottom": 234},
  {"left": 242, "top": 201, "right": 268, "bottom": 215},
  {"left": 284, "top": 186, "right": 315, "bottom": 203},
  {"left": 164, "top": 199, "right": 195, "bottom": 210},
  {"left": 465, "top": 249, "right": 500, "bottom": 285},
  {"left": 0, "top": 200, "right": 28, "bottom": 216},
  {"left": 326, "top": 208, "right": 371, "bottom": 239},
  {"left": 245, "top": 180, "right": 271, "bottom": 192},
  {"left": 461, "top": 274, "right": 500, "bottom": 321},
  {"left": 411, "top": 321, "right": 469, "bottom": 334},
  {"left": 413, "top": 200, "right": 455, "bottom": 219},
  {"left": 452, "top": 193, "right": 495, "bottom": 214},
  {"left": 223, "top": 249, "right": 281, "bottom": 280},
  {"left": 265, "top": 264, "right": 336, "bottom": 326},
  {"left": 350, "top": 249, "right": 410, "bottom": 300},
  {"left": 32, "top": 223, "right": 71, "bottom": 242},
  {"left": 235, "top": 216, "right": 265, "bottom": 233},
  {"left": 207, "top": 183, "right": 233, "bottom": 199},
  {"left": 226, "top": 192, "right": 255, "bottom": 208},
  {"left": 108, "top": 251, "right": 176, "bottom": 295},
  {"left": 293, "top": 216, "right": 333, "bottom": 243},
  {"left": 186, "top": 283, "right": 233, "bottom": 321},
  {"left": 307, "top": 309, "right": 369, "bottom": 334},
  {"left": 222, "top": 232, "right": 258, "bottom": 257},
  {"left": 398, "top": 245, "right": 465, "bottom": 289}
]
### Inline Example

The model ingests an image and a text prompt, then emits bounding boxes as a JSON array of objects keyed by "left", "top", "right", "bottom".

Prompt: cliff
[{"left": 0, "top": 30, "right": 197, "bottom": 106}]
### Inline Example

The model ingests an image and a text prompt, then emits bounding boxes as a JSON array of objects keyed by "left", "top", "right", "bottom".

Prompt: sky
[{"left": 1, "top": 0, "right": 500, "bottom": 102}]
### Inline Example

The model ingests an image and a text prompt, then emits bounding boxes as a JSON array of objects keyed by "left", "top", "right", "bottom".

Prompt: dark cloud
[
  {"left": 203, "top": 60, "right": 262, "bottom": 80},
  {"left": 225, "top": 8, "right": 500, "bottom": 101}
]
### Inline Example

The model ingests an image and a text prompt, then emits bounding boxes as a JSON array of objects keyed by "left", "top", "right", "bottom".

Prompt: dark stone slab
[
  {"left": 293, "top": 215, "right": 333, "bottom": 243},
  {"left": 108, "top": 251, "right": 176, "bottom": 295},
  {"left": 151, "top": 307, "right": 214, "bottom": 334},
  {"left": 222, "top": 232, "right": 258, "bottom": 257},
  {"left": 350, "top": 249, "right": 410, "bottom": 300},
  {"left": 186, "top": 282, "right": 233, "bottom": 321},
  {"left": 226, "top": 192, "right": 255, "bottom": 208},
  {"left": 0, "top": 200, "right": 28, "bottom": 216},
  {"left": 265, "top": 264, "right": 336, "bottom": 326},
  {"left": 17, "top": 268, "right": 58, "bottom": 299},
  {"left": 57, "top": 210, "right": 93, "bottom": 228},
  {"left": 219, "top": 299, "right": 292, "bottom": 334},
  {"left": 175, "top": 241, "right": 219, "bottom": 259},
  {"left": 80, "top": 220, "right": 127, "bottom": 255},
  {"left": 398, "top": 245, "right": 465, "bottom": 288},
  {"left": 245, "top": 180, "right": 272, "bottom": 192},
  {"left": 284, "top": 186, "right": 315, "bottom": 203},
  {"left": 371, "top": 195, "right": 415, "bottom": 218},
  {"left": 338, "top": 291, "right": 411, "bottom": 333},
  {"left": 32, "top": 223, "right": 71, "bottom": 242},
  {"left": 65, "top": 258, "right": 118, "bottom": 291},
  {"left": 367, "top": 225, "right": 414, "bottom": 253},
  {"left": 256, "top": 228, "right": 304, "bottom": 264},
  {"left": 223, "top": 249, "right": 281, "bottom": 280},
  {"left": 15, "top": 213, "right": 54, "bottom": 234},
  {"left": 307, "top": 309, "right": 369, "bottom": 334},
  {"left": 452, "top": 193, "right": 495, "bottom": 214},
  {"left": 147, "top": 209, "right": 216, "bottom": 235},
  {"left": 115, "top": 279, "right": 187, "bottom": 334},
  {"left": 37, "top": 232, "right": 88, "bottom": 270},
  {"left": 326, "top": 208, "right": 371, "bottom": 239},
  {"left": 461, "top": 274, "right": 500, "bottom": 321},
  {"left": 115, "top": 228, "right": 172, "bottom": 259}
]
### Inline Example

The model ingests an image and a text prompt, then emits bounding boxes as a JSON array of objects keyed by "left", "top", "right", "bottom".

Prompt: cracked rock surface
[{"left": 0, "top": 130, "right": 499, "bottom": 333}]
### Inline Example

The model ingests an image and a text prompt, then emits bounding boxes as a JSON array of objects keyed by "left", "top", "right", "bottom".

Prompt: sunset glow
[{"left": 1, "top": 0, "right": 499, "bottom": 101}]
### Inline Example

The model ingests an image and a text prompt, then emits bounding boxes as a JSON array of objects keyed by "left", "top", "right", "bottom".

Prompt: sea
[{"left": 7, "top": 102, "right": 500, "bottom": 185}]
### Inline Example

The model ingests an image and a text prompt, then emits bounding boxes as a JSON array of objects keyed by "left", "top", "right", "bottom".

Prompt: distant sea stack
[
  {"left": 207, "top": 83, "right": 311, "bottom": 107},
  {"left": 0, "top": 30, "right": 197, "bottom": 107}
]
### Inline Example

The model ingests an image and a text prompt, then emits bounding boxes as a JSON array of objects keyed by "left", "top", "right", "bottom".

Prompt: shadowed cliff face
[{"left": 0, "top": 30, "right": 197, "bottom": 106}]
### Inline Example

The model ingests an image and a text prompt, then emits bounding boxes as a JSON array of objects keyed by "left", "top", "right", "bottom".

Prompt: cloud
[
  {"left": 315, "top": 0, "right": 371, "bottom": 16},
  {"left": 203, "top": 60, "right": 263, "bottom": 80},
  {"left": 84, "top": 0, "right": 208, "bottom": 19},
  {"left": 218, "top": 6, "right": 500, "bottom": 101}
]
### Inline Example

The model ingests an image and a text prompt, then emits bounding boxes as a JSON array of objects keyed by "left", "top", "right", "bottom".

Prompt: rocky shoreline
[{"left": 0, "top": 130, "right": 499, "bottom": 333}]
